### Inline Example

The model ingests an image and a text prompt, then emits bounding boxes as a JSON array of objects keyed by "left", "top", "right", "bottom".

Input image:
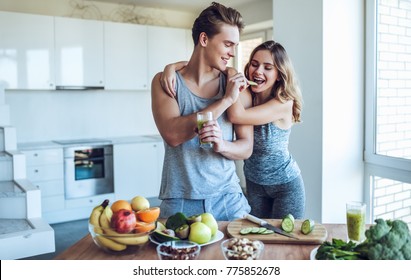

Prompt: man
[{"left": 151, "top": 2, "right": 253, "bottom": 221}]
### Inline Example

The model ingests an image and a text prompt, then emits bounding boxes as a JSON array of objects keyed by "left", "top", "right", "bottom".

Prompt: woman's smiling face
[{"left": 248, "top": 49, "right": 279, "bottom": 93}]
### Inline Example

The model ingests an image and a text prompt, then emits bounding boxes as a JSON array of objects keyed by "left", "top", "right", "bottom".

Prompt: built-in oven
[{"left": 62, "top": 144, "right": 114, "bottom": 199}]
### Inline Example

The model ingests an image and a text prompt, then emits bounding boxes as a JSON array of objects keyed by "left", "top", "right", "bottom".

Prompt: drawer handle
[
  {"left": 34, "top": 169, "right": 39, "bottom": 173},
  {"left": 34, "top": 153, "right": 38, "bottom": 157}
]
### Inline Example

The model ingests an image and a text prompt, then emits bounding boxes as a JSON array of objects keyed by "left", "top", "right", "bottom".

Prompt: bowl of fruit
[{"left": 88, "top": 196, "right": 160, "bottom": 254}]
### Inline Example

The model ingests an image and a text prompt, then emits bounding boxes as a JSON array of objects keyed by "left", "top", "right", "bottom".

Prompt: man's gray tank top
[
  {"left": 159, "top": 71, "right": 242, "bottom": 200},
  {"left": 244, "top": 122, "right": 300, "bottom": 186}
]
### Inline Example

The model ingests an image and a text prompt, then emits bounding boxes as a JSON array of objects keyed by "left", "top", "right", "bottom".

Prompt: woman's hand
[{"left": 159, "top": 61, "right": 188, "bottom": 98}]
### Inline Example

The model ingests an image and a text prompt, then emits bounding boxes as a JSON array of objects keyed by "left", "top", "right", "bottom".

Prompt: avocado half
[{"left": 151, "top": 230, "right": 180, "bottom": 243}]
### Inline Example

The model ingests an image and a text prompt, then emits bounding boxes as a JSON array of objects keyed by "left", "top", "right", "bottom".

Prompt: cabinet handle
[
  {"left": 34, "top": 153, "right": 38, "bottom": 157},
  {"left": 34, "top": 169, "right": 39, "bottom": 173},
  {"left": 89, "top": 199, "right": 93, "bottom": 203}
]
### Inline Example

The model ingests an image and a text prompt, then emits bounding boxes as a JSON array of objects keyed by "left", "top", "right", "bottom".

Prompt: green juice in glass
[
  {"left": 196, "top": 112, "right": 213, "bottom": 148},
  {"left": 346, "top": 208, "right": 365, "bottom": 242}
]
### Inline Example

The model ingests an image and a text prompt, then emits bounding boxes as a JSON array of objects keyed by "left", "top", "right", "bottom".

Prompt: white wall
[{"left": 273, "top": 0, "right": 365, "bottom": 223}]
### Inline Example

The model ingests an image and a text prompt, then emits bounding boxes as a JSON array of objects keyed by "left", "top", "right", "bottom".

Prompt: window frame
[{"left": 364, "top": 0, "right": 411, "bottom": 208}]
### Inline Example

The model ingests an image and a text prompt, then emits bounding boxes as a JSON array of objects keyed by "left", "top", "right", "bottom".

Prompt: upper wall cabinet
[
  {"left": 147, "top": 26, "right": 190, "bottom": 84},
  {"left": 0, "top": 11, "right": 55, "bottom": 90},
  {"left": 104, "top": 22, "right": 148, "bottom": 90},
  {"left": 54, "top": 17, "right": 104, "bottom": 88}
]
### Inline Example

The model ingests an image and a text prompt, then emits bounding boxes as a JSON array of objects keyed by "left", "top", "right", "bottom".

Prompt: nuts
[
  {"left": 158, "top": 244, "right": 199, "bottom": 260},
  {"left": 222, "top": 238, "right": 263, "bottom": 260}
]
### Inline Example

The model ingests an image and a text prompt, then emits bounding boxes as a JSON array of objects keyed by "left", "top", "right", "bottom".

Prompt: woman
[
  {"left": 228, "top": 40, "right": 305, "bottom": 219},
  {"left": 161, "top": 40, "right": 305, "bottom": 219}
]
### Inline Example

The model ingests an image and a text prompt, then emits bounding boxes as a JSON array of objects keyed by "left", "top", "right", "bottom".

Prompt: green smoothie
[
  {"left": 197, "top": 112, "right": 213, "bottom": 148},
  {"left": 346, "top": 209, "right": 365, "bottom": 242}
]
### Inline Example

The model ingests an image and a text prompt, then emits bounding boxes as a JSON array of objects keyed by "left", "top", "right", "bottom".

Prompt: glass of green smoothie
[
  {"left": 197, "top": 111, "right": 213, "bottom": 149},
  {"left": 346, "top": 201, "right": 366, "bottom": 243}
]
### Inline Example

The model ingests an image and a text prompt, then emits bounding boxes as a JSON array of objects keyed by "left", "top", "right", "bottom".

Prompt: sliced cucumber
[
  {"left": 239, "top": 227, "right": 274, "bottom": 235},
  {"left": 240, "top": 227, "right": 252, "bottom": 235},
  {"left": 251, "top": 227, "right": 261, "bottom": 233},
  {"left": 281, "top": 214, "right": 295, "bottom": 233},
  {"left": 301, "top": 219, "right": 315, "bottom": 235}
]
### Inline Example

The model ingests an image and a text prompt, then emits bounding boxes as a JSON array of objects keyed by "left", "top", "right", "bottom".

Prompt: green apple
[
  {"left": 200, "top": 212, "right": 218, "bottom": 236},
  {"left": 188, "top": 222, "right": 211, "bottom": 244}
]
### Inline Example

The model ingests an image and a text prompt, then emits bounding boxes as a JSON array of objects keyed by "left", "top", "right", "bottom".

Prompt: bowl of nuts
[
  {"left": 156, "top": 240, "right": 201, "bottom": 260},
  {"left": 220, "top": 237, "right": 264, "bottom": 260}
]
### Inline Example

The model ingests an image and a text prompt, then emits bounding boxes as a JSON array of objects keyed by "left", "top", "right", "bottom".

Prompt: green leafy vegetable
[{"left": 315, "top": 219, "right": 411, "bottom": 260}]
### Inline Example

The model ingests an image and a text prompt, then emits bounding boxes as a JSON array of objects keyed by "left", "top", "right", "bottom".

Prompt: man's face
[{"left": 205, "top": 24, "right": 240, "bottom": 71}]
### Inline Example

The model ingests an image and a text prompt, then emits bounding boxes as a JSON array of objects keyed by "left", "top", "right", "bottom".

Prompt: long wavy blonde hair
[{"left": 244, "top": 40, "right": 303, "bottom": 123}]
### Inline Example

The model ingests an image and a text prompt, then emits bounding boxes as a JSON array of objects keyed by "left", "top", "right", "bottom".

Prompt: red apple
[{"left": 110, "top": 209, "right": 137, "bottom": 233}]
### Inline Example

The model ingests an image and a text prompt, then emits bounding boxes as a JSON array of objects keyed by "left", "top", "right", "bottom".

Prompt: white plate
[
  {"left": 310, "top": 247, "right": 319, "bottom": 260},
  {"left": 149, "top": 230, "right": 224, "bottom": 247}
]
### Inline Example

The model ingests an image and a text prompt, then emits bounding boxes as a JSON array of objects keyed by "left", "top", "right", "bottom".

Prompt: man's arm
[
  {"left": 218, "top": 122, "right": 254, "bottom": 160},
  {"left": 151, "top": 72, "right": 197, "bottom": 147}
]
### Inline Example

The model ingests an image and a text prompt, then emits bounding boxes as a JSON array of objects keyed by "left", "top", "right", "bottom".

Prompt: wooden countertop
[{"left": 54, "top": 222, "right": 348, "bottom": 260}]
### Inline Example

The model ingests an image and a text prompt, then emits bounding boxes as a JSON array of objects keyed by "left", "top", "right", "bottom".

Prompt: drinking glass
[
  {"left": 346, "top": 201, "right": 366, "bottom": 243},
  {"left": 197, "top": 112, "right": 213, "bottom": 149}
]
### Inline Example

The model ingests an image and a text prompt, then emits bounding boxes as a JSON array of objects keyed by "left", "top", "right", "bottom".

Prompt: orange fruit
[
  {"left": 134, "top": 221, "right": 156, "bottom": 233},
  {"left": 135, "top": 207, "right": 160, "bottom": 223},
  {"left": 111, "top": 200, "right": 132, "bottom": 213}
]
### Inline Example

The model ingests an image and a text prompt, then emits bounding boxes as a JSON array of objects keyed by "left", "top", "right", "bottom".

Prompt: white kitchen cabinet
[
  {"left": 113, "top": 141, "right": 164, "bottom": 200},
  {"left": 20, "top": 148, "right": 65, "bottom": 213},
  {"left": 104, "top": 22, "right": 148, "bottom": 90},
  {"left": 0, "top": 11, "right": 55, "bottom": 90},
  {"left": 54, "top": 17, "right": 104, "bottom": 88},
  {"left": 147, "top": 26, "right": 190, "bottom": 85}
]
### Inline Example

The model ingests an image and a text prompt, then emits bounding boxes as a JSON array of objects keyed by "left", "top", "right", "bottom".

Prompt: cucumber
[
  {"left": 301, "top": 219, "right": 315, "bottom": 235},
  {"left": 239, "top": 227, "right": 273, "bottom": 235},
  {"left": 281, "top": 214, "right": 295, "bottom": 233},
  {"left": 251, "top": 227, "right": 261, "bottom": 233},
  {"left": 240, "top": 227, "right": 252, "bottom": 235}
]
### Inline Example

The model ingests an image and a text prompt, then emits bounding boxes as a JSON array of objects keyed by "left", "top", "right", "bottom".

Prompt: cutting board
[{"left": 227, "top": 218, "right": 328, "bottom": 245}]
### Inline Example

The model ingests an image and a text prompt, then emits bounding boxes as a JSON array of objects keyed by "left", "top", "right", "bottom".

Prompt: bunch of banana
[
  {"left": 89, "top": 199, "right": 110, "bottom": 234},
  {"left": 103, "top": 228, "right": 149, "bottom": 245},
  {"left": 89, "top": 199, "right": 127, "bottom": 252}
]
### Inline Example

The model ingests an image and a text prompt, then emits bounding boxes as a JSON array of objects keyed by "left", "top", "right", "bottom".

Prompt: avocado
[
  {"left": 175, "top": 224, "right": 190, "bottom": 239},
  {"left": 186, "top": 214, "right": 202, "bottom": 224},
  {"left": 151, "top": 230, "right": 180, "bottom": 243},
  {"left": 165, "top": 212, "right": 187, "bottom": 230}
]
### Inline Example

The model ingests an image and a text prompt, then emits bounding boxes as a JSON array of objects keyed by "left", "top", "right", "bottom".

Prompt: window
[
  {"left": 365, "top": 0, "right": 411, "bottom": 226},
  {"left": 236, "top": 30, "right": 271, "bottom": 72}
]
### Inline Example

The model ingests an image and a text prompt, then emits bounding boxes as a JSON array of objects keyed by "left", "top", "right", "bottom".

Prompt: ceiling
[{"left": 92, "top": 0, "right": 261, "bottom": 14}]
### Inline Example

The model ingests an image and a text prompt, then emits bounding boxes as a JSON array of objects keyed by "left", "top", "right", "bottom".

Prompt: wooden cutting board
[{"left": 227, "top": 218, "right": 328, "bottom": 245}]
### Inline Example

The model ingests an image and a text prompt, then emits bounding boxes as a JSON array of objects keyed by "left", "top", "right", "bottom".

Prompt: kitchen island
[{"left": 54, "top": 222, "right": 348, "bottom": 260}]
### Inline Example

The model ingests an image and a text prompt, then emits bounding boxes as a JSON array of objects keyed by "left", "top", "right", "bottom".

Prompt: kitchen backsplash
[{"left": 5, "top": 90, "right": 158, "bottom": 142}]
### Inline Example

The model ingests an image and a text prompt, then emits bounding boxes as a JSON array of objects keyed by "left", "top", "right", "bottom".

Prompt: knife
[{"left": 244, "top": 214, "right": 299, "bottom": 240}]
